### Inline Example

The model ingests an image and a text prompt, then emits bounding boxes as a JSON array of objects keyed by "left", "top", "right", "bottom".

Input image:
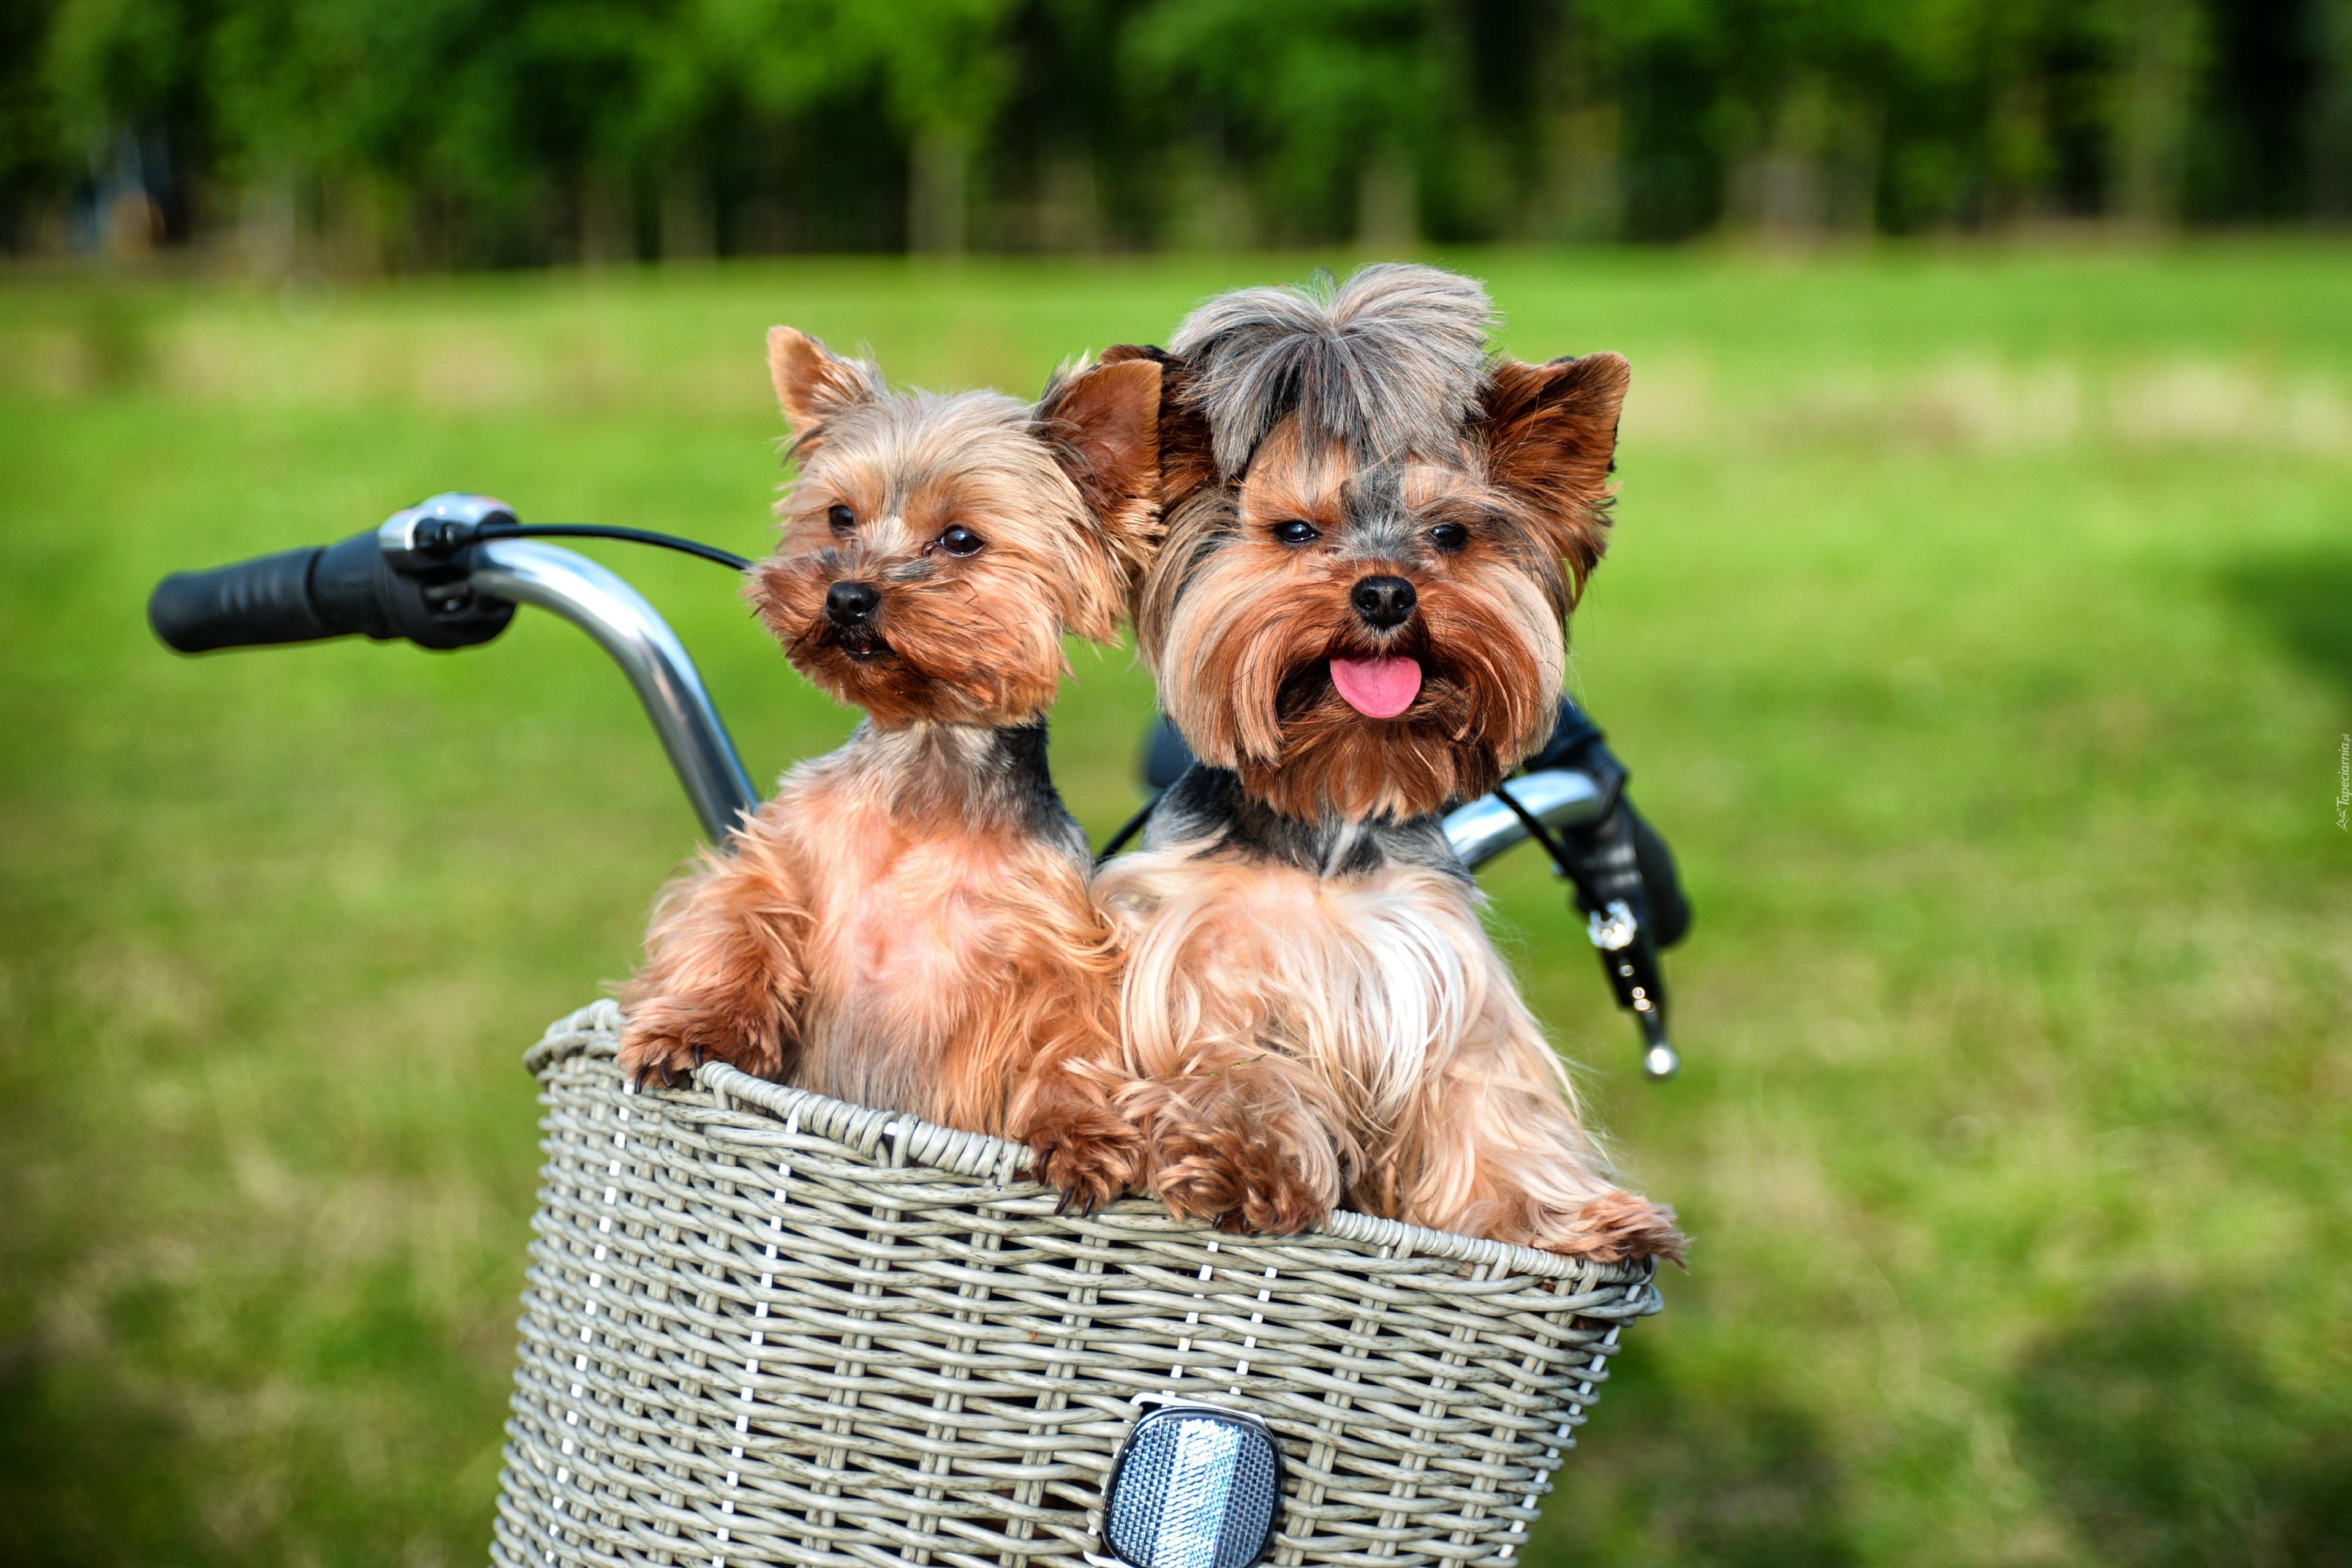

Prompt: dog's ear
[
  {"left": 1475, "top": 352, "right": 1629, "bottom": 595},
  {"left": 1103, "top": 343, "right": 1219, "bottom": 519},
  {"left": 1039, "top": 353, "right": 1160, "bottom": 523},
  {"left": 767, "top": 326, "right": 881, "bottom": 442},
  {"left": 1036, "top": 353, "right": 1163, "bottom": 627}
]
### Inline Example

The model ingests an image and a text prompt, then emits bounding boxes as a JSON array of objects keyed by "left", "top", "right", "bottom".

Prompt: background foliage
[
  {"left": 6, "top": 0, "right": 2352, "bottom": 264},
  {"left": 2, "top": 244, "right": 2348, "bottom": 1565}
]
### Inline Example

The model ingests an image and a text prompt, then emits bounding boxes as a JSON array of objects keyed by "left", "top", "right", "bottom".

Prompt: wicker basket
[{"left": 494, "top": 1002, "right": 1660, "bottom": 1568}]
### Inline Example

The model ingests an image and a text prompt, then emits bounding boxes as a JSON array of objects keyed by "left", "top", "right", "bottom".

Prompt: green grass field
[{"left": 2, "top": 246, "right": 2348, "bottom": 1567}]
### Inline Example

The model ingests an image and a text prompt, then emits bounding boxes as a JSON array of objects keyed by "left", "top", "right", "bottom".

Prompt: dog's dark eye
[
  {"left": 827, "top": 503, "right": 856, "bottom": 533},
  {"left": 1430, "top": 522, "right": 1469, "bottom": 552},
  {"left": 938, "top": 525, "right": 986, "bottom": 557},
  {"left": 1273, "top": 519, "right": 1320, "bottom": 546}
]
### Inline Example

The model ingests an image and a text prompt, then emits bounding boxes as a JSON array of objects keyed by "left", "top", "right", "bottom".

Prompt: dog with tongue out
[{"left": 1090, "top": 264, "right": 1684, "bottom": 1262}]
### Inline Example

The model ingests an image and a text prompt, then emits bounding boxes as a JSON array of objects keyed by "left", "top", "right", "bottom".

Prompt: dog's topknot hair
[{"left": 1169, "top": 262, "right": 1495, "bottom": 478}]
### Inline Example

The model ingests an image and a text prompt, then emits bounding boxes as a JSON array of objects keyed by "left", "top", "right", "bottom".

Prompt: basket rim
[{"left": 530, "top": 999, "right": 1651, "bottom": 1287}]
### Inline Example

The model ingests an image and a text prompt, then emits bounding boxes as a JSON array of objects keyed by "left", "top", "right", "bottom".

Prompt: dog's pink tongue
[{"left": 1329, "top": 656, "right": 1423, "bottom": 719}]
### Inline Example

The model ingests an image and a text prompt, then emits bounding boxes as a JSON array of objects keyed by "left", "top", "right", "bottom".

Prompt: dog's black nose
[
  {"left": 1351, "top": 575, "right": 1417, "bottom": 630},
  {"left": 826, "top": 581, "right": 880, "bottom": 627}
]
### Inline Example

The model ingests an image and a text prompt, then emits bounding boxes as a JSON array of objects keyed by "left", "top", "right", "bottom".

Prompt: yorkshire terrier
[
  {"left": 1094, "top": 265, "right": 1685, "bottom": 1261},
  {"left": 617, "top": 326, "right": 1161, "bottom": 1211}
]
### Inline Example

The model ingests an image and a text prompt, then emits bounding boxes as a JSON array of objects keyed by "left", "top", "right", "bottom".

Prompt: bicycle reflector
[{"left": 1101, "top": 1398, "right": 1283, "bottom": 1568}]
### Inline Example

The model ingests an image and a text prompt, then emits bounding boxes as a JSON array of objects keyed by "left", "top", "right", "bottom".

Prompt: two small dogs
[{"left": 619, "top": 265, "right": 1683, "bottom": 1264}]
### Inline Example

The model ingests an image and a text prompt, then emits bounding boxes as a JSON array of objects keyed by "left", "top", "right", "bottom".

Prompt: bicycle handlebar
[
  {"left": 148, "top": 492, "right": 1679, "bottom": 1076},
  {"left": 150, "top": 496, "right": 1601, "bottom": 873}
]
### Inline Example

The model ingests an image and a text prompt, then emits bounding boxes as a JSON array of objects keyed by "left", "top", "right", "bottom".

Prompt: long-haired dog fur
[
  {"left": 1093, "top": 265, "right": 1684, "bottom": 1261},
  {"left": 617, "top": 327, "right": 1161, "bottom": 1210}
]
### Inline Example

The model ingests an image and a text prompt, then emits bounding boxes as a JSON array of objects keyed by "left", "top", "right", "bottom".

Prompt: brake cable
[
  {"left": 1490, "top": 780, "right": 1597, "bottom": 900},
  {"left": 1095, "top": 797, "right": 1159, "bottom": 865},
  {"left": 405, "top": 516, "right": 754, "bottom": 571}
]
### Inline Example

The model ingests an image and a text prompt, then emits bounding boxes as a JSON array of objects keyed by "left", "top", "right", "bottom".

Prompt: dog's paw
[
  {"left": 617, "top": 1001, "right": 782, "bottom": 1091},
  {"left": 616, "top": 1022, "right": 701, "bottom": 1090},
  {"left": 1531, "top": 1189, "right": 1688, "bottom": 1266},
  {"left": 1151, "top": 1128, "right": 1333, "bottom": 1237},
  {"left": 1028, "top": 1110, "right": 1144, "bottom": 1216}
]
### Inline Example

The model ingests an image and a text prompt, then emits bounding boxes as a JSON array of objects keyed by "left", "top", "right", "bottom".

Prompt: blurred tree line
[{"left": 5, "top": 0, "right": 2351, "bottom": 265}]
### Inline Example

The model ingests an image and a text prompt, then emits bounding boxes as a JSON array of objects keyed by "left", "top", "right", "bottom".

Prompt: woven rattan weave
[{"left": 494, "top": 1001, "right": 1660, "bottom": 1568}]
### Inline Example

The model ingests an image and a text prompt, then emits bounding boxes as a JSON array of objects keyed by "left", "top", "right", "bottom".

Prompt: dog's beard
[
  {"left": 1163, "top": 567, "right": 1563, "bottom": 823},
  {"left": 1248, "top": 647, "right": 1499, "bottom": 821},
  {"left": 752, "top": 557, "right": 1066, "bottom": 726},
  {"left": 783, "top": 617, "right": 944, "bottom": 724}
]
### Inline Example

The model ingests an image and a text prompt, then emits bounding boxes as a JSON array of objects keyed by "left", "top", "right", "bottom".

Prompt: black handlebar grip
[
  {"left": 148, "top": 530, "right": 409, "bottom": 652},
  {"left": 148, "top": 546, "right": 335, "bottom": 652},
  {"left": 151, "top": 527, "right": 513, "bottom": 655}
]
